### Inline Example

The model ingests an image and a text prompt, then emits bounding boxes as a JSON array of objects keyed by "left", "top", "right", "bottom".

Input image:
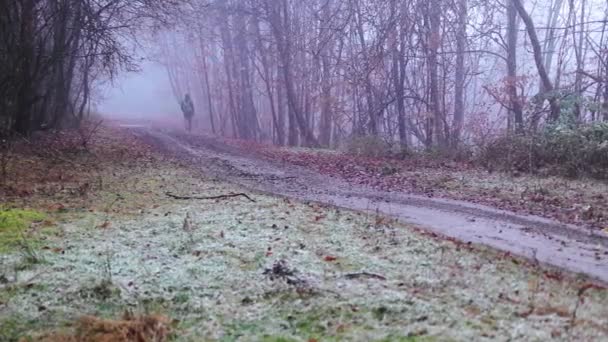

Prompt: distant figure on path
[{"left": 180, "top": 93, "right": 195, "bottom": 132}]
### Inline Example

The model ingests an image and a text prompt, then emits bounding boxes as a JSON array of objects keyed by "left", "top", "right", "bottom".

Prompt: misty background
[{"left": 98, "top": 57, "right": 177, "bottom": 121}]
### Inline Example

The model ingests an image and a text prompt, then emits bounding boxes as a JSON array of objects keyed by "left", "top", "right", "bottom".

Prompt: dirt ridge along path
[{"left": 132, "top": 126, "right": 608, "bottom": 284}]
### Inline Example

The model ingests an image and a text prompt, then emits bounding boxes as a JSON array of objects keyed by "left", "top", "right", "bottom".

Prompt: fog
[
  {"left": 98, "top": 59, "right": 177, "bottom": 122},
  {"left": 6, "top": 0, "right": 601, "bottom": 145}
]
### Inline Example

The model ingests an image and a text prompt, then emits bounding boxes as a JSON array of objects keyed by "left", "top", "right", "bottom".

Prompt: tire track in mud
[{"left": 132, "top": 126, "right": 608, "bottom": 284}]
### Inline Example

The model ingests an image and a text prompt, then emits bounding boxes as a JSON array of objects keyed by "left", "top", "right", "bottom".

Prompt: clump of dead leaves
[{"left": 26, "top": 313, "right": 171, "bottom": 342}]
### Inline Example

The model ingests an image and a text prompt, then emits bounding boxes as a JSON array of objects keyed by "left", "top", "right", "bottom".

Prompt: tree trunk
[
  {"left": 571, "top": 0, "right": 586, "bottom": 120},
  {"left": 268, "top": 0, "right": 318, "bottom": 146},
  {"left": 512, "top": 0, "right": 560, "bottom": 122},
  {"left": 452, "top": 0, "right": 467, "bottom": 147},
  {"left": 253, "top": 17, "right": 282, "bottom": 144},
  {"left": 14, "top": 0, "right": 35, "bottom": 135},
  {"left": 507, "top": 0, "right": 524, "bottom": 133},
  {"left": 200, "top": 42, "right": 216, "bottom": 134},
  {"left": 218, "top": 14, "right": 240, "bottom": 138},
  {"left": 425, "top": 0, "right": 442, "bottom": 147},
  {"left": 276, "top": 62, "right": 286, "bottom": 145},
  {"left": 355, "top": 0, "right": 377, "bottom": 136},
  {"left": 319, "top": 0, "right": 333, "bottom": 147},
  {"left": 391, "top": 0, "right": 408, "bottom": 148},
  {"left": 233, "top": 12, "right": 259, "bottom": 140}
]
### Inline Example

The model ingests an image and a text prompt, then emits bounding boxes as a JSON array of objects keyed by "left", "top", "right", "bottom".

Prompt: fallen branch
[
  {"left": 342, "top": 272, "right": 387, "bottom": 281},
  {"left": 166, "top": 192, "right": 256, "bottom": 202},
  {"left": 570, "top": 283, "right": 604, "bottom": 330}
]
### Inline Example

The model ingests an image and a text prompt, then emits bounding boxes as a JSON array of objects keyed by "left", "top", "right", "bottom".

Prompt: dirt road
[{"left": 133, "top": 126, "right": 608, "bottom": 284}]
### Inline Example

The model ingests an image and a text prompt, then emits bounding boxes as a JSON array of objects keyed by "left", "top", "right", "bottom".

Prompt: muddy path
[{"left": 131, "top": 126, "right": 608, "bottom": 284}]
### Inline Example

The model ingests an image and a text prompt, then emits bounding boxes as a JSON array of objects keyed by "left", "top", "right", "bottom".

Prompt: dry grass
[{"left": 28, "top": 314, "right": 171, "bottom": 342}]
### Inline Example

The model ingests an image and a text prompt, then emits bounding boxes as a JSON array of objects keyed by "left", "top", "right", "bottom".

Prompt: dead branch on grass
[
  {"left": 569, "top": 283, "right": 604, "bottom": 330},
  {"left": 166, "top": 192, "right": 256, "bottom": 202},
  {"left": 342, "top": 272, "right": 387, "bottom": 281}
]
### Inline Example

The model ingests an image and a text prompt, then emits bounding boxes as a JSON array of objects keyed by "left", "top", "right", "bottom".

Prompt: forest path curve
[{"left": 132, "top": 126, "right": 608, "bottom": 284}]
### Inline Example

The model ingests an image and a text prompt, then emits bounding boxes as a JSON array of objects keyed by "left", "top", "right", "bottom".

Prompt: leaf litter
[{"left": 1, "top": 125, "right": 608, "bottom": 341}]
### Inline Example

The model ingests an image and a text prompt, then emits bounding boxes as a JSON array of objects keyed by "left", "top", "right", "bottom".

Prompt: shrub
[
  {"left": 479, "top": 123, "right": 608, "bottom": 179},
  {"left": 343, "top": 135, "right": 392, "bottom": 158}
]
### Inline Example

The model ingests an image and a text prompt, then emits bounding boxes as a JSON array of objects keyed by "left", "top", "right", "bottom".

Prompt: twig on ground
[
  {"left": 342, "top": 272, "right": 387, "bottom": 281},
  {"left": 166, "top": 192, "right": 256, "bottom": 202}
]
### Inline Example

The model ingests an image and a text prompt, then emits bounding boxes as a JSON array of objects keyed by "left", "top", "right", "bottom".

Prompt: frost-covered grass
[{"left": 1, "top": 161, "right": 608, "bottom": 342}]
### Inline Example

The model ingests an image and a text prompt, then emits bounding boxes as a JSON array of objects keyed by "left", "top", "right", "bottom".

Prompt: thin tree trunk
[
  {"left": 571, "top": 0, "right": 586, "bottom": 120},
  {"left": 14, "top": 0, "right": 35, "bottom": 135},
  {"left": 452, "top": 0, "right": 467, "bottom": 147},
  {"left": 234, "top": 12, "right": 259, "bottom": 140},
  {"left": 391, "top": 0, "right": 408, "bottom": 148},
  {"left": 507, "top": 0, "right": 524, "bottom": 133},
  {"left": 355, "top": 0, "right": 377, "bottom": 136},
  {"left": 319, "top": 0, "right": 333, "bottom": 147},
  {"left": 200, "top": 42, "right": 216, "bottom": 134},
  {"left": 425, "top": 0, "right": 442, "bottom": 147}
]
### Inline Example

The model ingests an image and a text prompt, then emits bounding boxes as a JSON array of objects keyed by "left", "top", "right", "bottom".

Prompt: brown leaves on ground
[
  {"left": 220, "top": 138, "right": 607, "bottom": 231},
  {"left": 1, "top": 122, "right": 160, "bottom": 215},
  {"left": 27, "top": 314, "right": 171, "bottom": 342}
]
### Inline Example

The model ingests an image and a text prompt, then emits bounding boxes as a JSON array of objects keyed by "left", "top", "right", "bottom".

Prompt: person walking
[{"left": 180, "top": 93, "right": 195, "bottom": 132}]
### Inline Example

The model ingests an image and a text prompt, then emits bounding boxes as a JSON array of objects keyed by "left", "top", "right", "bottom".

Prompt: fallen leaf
[{"left": 98, "top": 220, "right": 111, "bottom": 229}]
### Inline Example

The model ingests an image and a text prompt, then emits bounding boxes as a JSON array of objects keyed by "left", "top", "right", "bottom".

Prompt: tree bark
[
  {"left": 391, "top": 0, "right": 408, "bottom": 148},
  {"left": 452, "top": 0, "right": 467, "bottom": 147},
  {"left": 319, "top": 0, "right": 333, "bottom": 147},
  {"left": 507, "top": 0, "right": 524, "bottom": 133},
  {"left": 354, "top": 0, "right": 377, "bottom": 136},
  {"left": 425, "top": 0, "right": 443, "bottom": 147},
  {"left": 14, "top": 0, "right": 35, "bottom": 135}
]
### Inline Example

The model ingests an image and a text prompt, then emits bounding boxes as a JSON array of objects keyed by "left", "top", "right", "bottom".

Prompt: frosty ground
[{"left": 1, "top": 126, "right": 608, "bottom": 341}]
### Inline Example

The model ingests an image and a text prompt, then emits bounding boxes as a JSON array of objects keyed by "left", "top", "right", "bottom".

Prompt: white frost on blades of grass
[{"left": 1, "top": 188, "right": 608, "bottom": 341}]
